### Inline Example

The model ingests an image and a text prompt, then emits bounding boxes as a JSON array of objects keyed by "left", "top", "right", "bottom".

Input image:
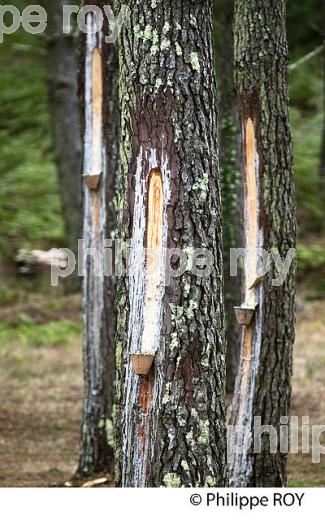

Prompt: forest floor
[
  {"left": 0, "top": 292, "right": 324, "bottom": 487},
  {"left": 0, "top": 294, "right": 83, "bottom": 487}
]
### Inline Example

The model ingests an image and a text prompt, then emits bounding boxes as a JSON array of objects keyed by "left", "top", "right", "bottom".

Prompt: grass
[
  {"left": 0, "top": 317, "right": 82, "bottom": 349},
  {"left": 288, "top": 477, "right": 325, "bottom": 487}
]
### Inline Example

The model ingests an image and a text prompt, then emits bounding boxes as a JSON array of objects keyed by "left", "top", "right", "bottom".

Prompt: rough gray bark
[
  {"left": 217, "top": 0, "right": 243, "bottom": 394},
  {"left": 114, "top": 0, "right": 227, "bottom": 488},
  {"left": 77, "top": 0, "right": 119, "bottom": 477},
  {"left": 229, "top": 0, "right": 296, "bottom": 487},
  {"left": 42, "top": 0, "right": 82, "bottom": 293}
]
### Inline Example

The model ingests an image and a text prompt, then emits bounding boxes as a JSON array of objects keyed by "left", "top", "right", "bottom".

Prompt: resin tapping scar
[
  {"left": 130, "top": 168, "right": 164, "bottom": 376},
  {"left": 84, "top": 47, "right": 103, "bottom": 190}
]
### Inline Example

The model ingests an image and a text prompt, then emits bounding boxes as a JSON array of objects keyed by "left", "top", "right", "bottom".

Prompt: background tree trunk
[
  {"left": 229, "top": 0, "right": 296, "bottom": 486},
  {"left": 216, "top": 0, "right": 243, "bottom": 394},
  {"left": 42, "top": 0, "right": 82, "bottom": 293},
  {"left": 319, "top": 0, "right": 325, "bottom": 186},
  {"left": 77, "top": 1, "right": 119, "bottom": 477},
  {"left": 115, "top": 0, "right": 227, "bottom": 488}
]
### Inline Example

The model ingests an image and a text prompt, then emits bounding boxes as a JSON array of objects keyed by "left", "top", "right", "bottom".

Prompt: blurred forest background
[{"left": 0, "top": 0, "right": 324, "bottom": 486}]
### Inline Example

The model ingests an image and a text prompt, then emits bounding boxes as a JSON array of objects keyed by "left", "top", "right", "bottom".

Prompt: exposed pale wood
[
  {"left": 83, "top": 46, "right": 103, "bottom": 190},
  {"left": 81, "top": 477, "right": 109, "bottom": 488},
  {"left": 91, "top": 191, "right": 100, "bottom": 236},
  {"left": 16, "top": 249, "right": 68, "bottom": 272},
  {"left": 78, "top": 6, "right": 119, "bottom": 477},
  {"left": 92, "top": 48, "right": 103, "bottom": 178},
  {"left": 229, "top": 0, "right": 296, "bottom": 487},
  {"left": 141, "top": 169, "right": 164, "bottom": 357},
  {"left": 116, "top": 1, "right": 227, "bottom": 487},
  {"left": 146, "top": 169, "right": 164, "bottom": 256},
  {"left": 229, "top": 117, "right": 259, "bottom": 483},
  {"left": 233, "top": 118, "right": 258, "bottom": 415},
  {"left": 245, "top": 117, "right": 258, "bottom": 308},
  {"left": 241, "top": 325, "right": 253, "bottom": 380}
]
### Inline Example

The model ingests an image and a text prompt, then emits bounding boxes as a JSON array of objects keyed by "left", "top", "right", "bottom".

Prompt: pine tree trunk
[
  {"left": 319, "top": 0, "right": 325, "bottom": 185},
  {"left": 42, "top": 0, "right": 82, "bottom": 293},
  {"left": 77, "top": 1, "right": 119, "bottom": 477},
  {"left": 229, "top": 0, "right": 296, "bottom": 487},
  {"left": 115, "top": 0, "right": 227, "bottom": 488},
  {"left": 217, "top": 0, "right": 243, "bottom": 394}
]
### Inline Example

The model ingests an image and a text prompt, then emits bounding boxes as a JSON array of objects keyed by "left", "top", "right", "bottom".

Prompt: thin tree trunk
[
  {"left": 115, "top": 0, "right": 227, "bottom": 488},
  {"left": 77, "top": 0, "right": 119, "bottom": 477},
  {"left": 42, "top": 0, "right": 82, "bottom": 293},
  {"left": 217, "top": 0, "right": 243, "bottom": 394},
  {"left": 319, "top": 0, "right": 325, "bottom": 184},
  {"left": 320, "top": 84, "right": 325, "bottom": 180},
  {"left": 229, "top": 0, "right": 296, "bottom": 487}
]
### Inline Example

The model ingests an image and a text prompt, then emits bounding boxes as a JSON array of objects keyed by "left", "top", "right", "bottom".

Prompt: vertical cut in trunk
[
  {"left": 230, "top": 113, "right": 263, "bottom": 485},
  {"left": 83, "top": 47, "right": 103, "bottom": 189},
  {"left": 78, "top": 1, "right": 119, "bottom": 477},
  {"left": 130, "top": 169, "right": 164, "bottom": 375},
  {"left": 120, "top": 143, "right": 173, "bottom": 487},
  {"left": 244, "top": 118, "right": 258, "bottom": 308},
  {"left": 229, "top": 0, "right": 296, "bottom": 487},
  {"left": 115, "top": 0, "right": 227, "bottom": 488}
]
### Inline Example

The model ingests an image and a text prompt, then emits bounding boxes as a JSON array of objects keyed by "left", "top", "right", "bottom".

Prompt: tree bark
[
  {"left": 42, "top": 0, "right": 82, "bottom": 293},
  {"left": 77, "top": 0, "right": 119, "bottom": 477},
  {"left": 319, "top": 0, "right": 325, "bottom": 185},
  {"left": 217, "top": 0, "right": 243, "bottom": 394},
  {"left": 115, "top": 0, "right": 227, "bottom": 488},
  {"left": 229, "top": 0, "right": 296, "bottom": 487}
]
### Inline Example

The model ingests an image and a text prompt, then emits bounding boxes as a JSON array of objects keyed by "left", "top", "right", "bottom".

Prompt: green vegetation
[
  {"left": 288, "top": 477, "right": 325, "bottom": 487},
  {"left": 298, "top": 243, "right": 325, "bottom": 272},
  {"left": 290, "top": 59, "right": 324, "bottom": 237},
  {"left": 0, "top": 10, "right": 64, "bottom": 260},
  {"left": 0, "top": 0, "right": 324, "bottom": 287},
  {"left": 0, "top": 315, "right": 81, "bottom": 348}
]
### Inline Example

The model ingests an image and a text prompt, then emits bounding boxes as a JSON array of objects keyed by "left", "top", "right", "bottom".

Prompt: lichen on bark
[
  {"left": 77, "top": 0, "right": 120, "bottom": 478},
  {"left": 229, "top": 0, "right": 296, "bottom": 487},
  {"left": 115, "top": 0, "right": 227, "bottom": 488}
]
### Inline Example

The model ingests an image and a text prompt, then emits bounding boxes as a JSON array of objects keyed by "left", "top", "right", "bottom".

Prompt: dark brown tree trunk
[
  {"left": 319, "top": 0, "right": 325, "bottom": 184},
  {"left": 77, "top": 0, "right": 119, "bottom": 477},
  {"left": 217, "top": 0, "right": 243, "bottom": 394},
  {"left": 229, "top": 0, "right": 296, "bottom": 487},
  {"left": 114, "top": 0, "right": 227, "bottom": 488},
  {"left": 320, "top": 93, "right": 325, "bottom": 181},
  {"left": 42, "top": 0, "right": 82, "bottom": 293}
]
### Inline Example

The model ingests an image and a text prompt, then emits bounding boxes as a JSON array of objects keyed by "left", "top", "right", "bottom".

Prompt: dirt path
[{"left": 0, "top": 298, "right": 324, "bottom": 486}]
